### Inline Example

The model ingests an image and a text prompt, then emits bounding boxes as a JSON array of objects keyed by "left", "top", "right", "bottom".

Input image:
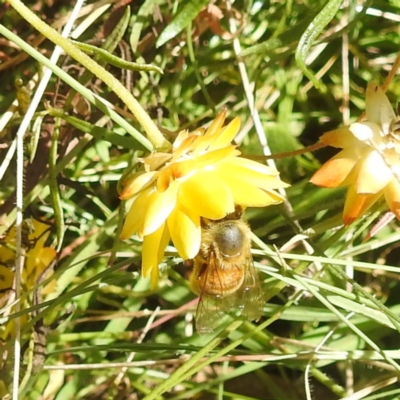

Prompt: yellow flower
[
  {"left": 0, "top": 219, "right": 57, "bottom": 293},
  {"left": 310, "top": 83, "right": 400, "bottom": 225},
  {"left": 0, "top": 265, "right": 13, "bottom": 291},
  {"left": 0, "top": 219, "right": 57, "bottom": 341},
  {"left": 120, "top": 111, "right": 289, "bottom": 288},
  {"left": 24, "top": 221, "right": 58, "bottom": 294}
]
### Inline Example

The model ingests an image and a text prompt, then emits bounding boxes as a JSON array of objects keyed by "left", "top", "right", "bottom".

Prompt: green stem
[
  {"left": 186, "top": 23, "right": 216, "bottom": 113},
  {"left": 7, "top": 0, "right": 171, "bottom": 150},
  {"left": 49, "top": 117, "right": 65, "bottom": 251}
]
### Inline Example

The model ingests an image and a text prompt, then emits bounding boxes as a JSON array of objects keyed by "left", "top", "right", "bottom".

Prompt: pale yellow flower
[
  {"left": 0, "top": 219, "right": 57, "bottom": 340},
  {"left": 120, "top": 111, "right": 289, "bottom": 288},
  {"left": 0, "top": 265, "right": 13, "bottom": 291},
  {"left": 310, "top": 83, "right": 400, "bottom": 224},
  {"left": 0, "top": 219, "right": 57, "bottom": 293}
]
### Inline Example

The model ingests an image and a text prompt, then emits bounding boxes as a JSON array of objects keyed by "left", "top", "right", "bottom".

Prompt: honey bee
[{"left": 190, "top": 207, "right": 264, "bottom": 333}]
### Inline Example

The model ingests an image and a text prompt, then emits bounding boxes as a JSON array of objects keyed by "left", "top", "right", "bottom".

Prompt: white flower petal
[
  {"left": 349, "top": 122, "right": 382, "bottom": 144},
  {"left": 366, "top": 83, "right": 396, "bottom": 131},
  {"left": 356, "top": 151, "right": 392, "bottom": 194}
]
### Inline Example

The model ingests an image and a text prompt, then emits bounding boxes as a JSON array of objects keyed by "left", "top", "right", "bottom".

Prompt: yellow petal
[
  {"left": 39, "top": 247, "right": 57, "bottom": 266},
  {"left": 208, "top": 117, "right": 241, "bottom": 150},
  {"left": 180, "top": 171, "right": 234, "bottom": 219},
  {"left": 157, "top": 224, "right": 171, "bottom": 263},
  {"left": 30, "top": 220, "right": 51, "bottom": 249},
  {"left": 150, "top": 263, "right": 159, "bottom": 290},
  {"left": 310, "top": 150, "right": 358, "bottom": 188},
  {"left": 319, "top": 128, "right": 360, "bottom": 149},
  {"left": 172, "top": 134, "right": 198, "bottom": 160},
  {"left": 366, "top": 83, "right": 396, "bottom": 129},
  {"left": 142, "top": 223, "right": 169, "bottom": 287},
  {"left": 0, "top": 265, "right": 14, "bottom": 290},
  {"left": 157, "top": 160, "right": 195, "bottom": 188},
  {"left": 343, "top": 185, "right": 381, "bottom": 225},
  {"left": 142, "top": 181, "right": 179, "bottom": 236},
  {"left": 205, "top": 110, "right": 226, "bottom": 137},
  {"left": 194, "top": 145, "right": 239, "bottom": 169},
  {"left": 384, "top": 180, "right": 400, "bottom": 219},
  {"left": 223, "top": 175, "right": 284, "bottom": 206},
  {"left": 168, "top": 206, "right": 201, "bottom": 259},
  {"left": 27, "top": 248, "right": 56, "bottom": 278},
  {"left": 143, "top": 152, "right": 172, "bottom": 172},
  {"left": 356, "top": 151, "right": 392, "bottom": 194},
  {"left": 152, "top": 224, "right": 171, "bottom": 289},
  {"left": 228, "top": 156, "right": 280, "bottom": 176},
  {"left": 263, "top": 189, "right": 286, "bottom": 203},
  {"left": 119, "top": 171, "right": 157, "bottom": 200},
  {"left": 120, "top": 189, "right": 152, "bottom": 240},
  {"left": 31, "top": 219, "right": 50, "bottom": 239},
  {"left": 173, "top": 129, "right": 189, "bottom": 149},
  {"left": 0, "top": 245, "right": 14, "bottom": 264},
  {"left": 216, "top": 159, "right": 289, "bottom": 190},
  {"left": 188, "top": 134, "right": 214, "bottom": 155}
]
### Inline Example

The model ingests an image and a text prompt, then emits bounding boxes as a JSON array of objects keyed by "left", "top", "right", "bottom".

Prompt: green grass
[{"left": 1, "top": 0, "right": 400, "bottom": 399}]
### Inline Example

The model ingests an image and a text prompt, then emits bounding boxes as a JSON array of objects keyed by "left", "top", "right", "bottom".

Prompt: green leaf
[
  {"left": 71, "top": 40, "right": 163, "bottom": 74},
  {"left": 130, "top": 0, "right": 164, "bottom": 52},
  {"left": 295, "top": 0, "right": 343, "bottom": 91},
  {"left": 156, "top": 0, "right": 209, "bottom": 48}
]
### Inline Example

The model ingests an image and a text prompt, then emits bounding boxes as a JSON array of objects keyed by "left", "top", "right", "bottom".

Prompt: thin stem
[
  {"left": 382, "top": 50, "right": 400, "bottom": 92},
  {"left": 226, "top": 2, "right": 275, "bottom": 162},
  {"left": 242, "top": 141, "right": 327, "bottom": 161},
  {"left": 341, "top": 1, "right": 350, "bottom": 126},
  {"left": 186, "top": 23, "right": 216, "bottom": 113}
]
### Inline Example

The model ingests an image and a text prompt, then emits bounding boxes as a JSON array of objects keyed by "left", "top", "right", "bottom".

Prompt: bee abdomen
[{"left": 200, "top": 264, "right": 244, "bottom": 297}]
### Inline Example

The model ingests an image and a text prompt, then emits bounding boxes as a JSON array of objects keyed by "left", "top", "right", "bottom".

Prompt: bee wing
[
  {"left": 195, "top": 294, "right": 232, "bottom": 334},
  {"left": 235, "top": 256, "right": 264, "bottom": 322},
  {"left": 194, "top": 253, "right": 236, "bottom": 334}
]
